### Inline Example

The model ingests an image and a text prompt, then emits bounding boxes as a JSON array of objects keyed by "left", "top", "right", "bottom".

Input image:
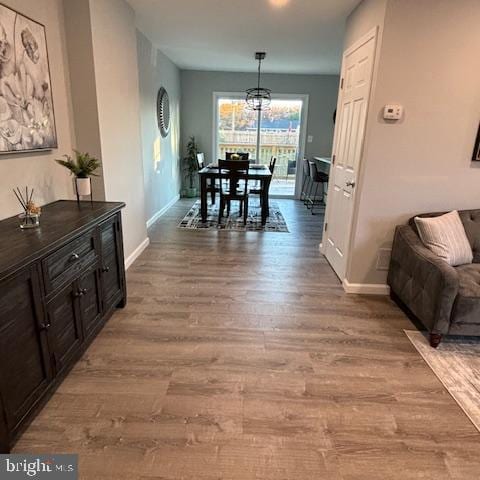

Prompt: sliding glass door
[
  {"left": 216, "top": 97, "right": 259, "bottom": 160},
  {"left": 259, "top": 99, "right": 303, "bottom": 196},
  {"left": 214, "top": 93, "right": 307, "bottom": 197}
]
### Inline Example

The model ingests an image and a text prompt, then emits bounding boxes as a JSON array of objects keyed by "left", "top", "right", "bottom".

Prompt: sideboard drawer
[{"left": 43, "top": 230, "right": 97, "bottom": 293}]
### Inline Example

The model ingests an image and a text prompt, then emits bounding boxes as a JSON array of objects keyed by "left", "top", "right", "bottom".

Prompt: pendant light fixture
[{"left": 246, "top": 52, "right": 271, "bottom": 111}]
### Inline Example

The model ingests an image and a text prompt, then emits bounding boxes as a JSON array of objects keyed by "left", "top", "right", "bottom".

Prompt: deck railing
[
  {"left": 218, "top": 129, "right": 299, "bottom": 176},
  {"left": 219, "top": 129, "right": 299, "bottom": 146}
]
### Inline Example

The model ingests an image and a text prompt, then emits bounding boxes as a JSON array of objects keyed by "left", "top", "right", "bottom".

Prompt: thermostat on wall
[{"left": 383, "top": 104, "right": 403, "bottom": 120}]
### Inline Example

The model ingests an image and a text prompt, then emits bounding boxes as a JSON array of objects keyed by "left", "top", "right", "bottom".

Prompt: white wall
[
  {"left": 63, "top": 0, "right": 105, "bottom": 201},
  {"left": 137, "top": 30, "right": 181, "bottom": 224},
  {"left": 0, "top": 0, "right": 75, "bottom": 219},
  {"left": 345, "top": 0, "right": 480, "bottom": 286},
  {"left": 64, "top": 0, "right": 148, "bottom": 260},
  {"left": 89, "top": 0, "right": 147, "bottom": 259},
  {"left": 343, "top": 0, "right": 387, "bottom": 50}
]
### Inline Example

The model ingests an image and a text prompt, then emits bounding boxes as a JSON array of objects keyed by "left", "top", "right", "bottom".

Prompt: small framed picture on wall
[{"left": 473, "top": 123, "right": 480, "bottom": 162}]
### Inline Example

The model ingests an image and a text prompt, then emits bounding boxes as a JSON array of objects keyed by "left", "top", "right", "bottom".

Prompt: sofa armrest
[{"left": 387, "top": 225, "right": 459, "bottom": 334}]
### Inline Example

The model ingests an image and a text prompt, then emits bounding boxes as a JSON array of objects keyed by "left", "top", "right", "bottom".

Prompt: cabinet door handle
[
  {"left": 102, "top": 266, "right": 110, "bottom": 273},
  {"left": 73, "top": 289, "right": 83, "bottom": 297},
  {"left": 40, "top": 322, "right": 51, "bottom": 330},
  {"left": 81, "top": 288, "right": 88, "bottom": 295},
  {"left": 69, "top": 252, "right": 80, "bottom": 262}
]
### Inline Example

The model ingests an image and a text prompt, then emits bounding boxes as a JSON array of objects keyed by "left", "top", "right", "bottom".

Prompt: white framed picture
[{"left": 0, "top": 2, "right": 57, "bottom": 153}]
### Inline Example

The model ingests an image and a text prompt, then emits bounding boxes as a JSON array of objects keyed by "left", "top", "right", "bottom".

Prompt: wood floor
[{"left": 15, "top": 199, "right": 480, "bottom": 479}]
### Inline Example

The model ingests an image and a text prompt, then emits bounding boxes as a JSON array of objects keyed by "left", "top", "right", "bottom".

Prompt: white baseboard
[
  {"left": 125, "top": 237, "right": 150, "bottom": 270},
  {"left": 146, "top": 194, "right": 180, "bottom": 228},
  {"left": 342, "top": 279, "right": 390, "bottom": 295}
]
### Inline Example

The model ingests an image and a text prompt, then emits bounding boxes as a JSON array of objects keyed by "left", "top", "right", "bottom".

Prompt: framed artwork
[
  {"left": 0, "top": 3, "right": 57, "bottom": 153},
  {"left": 473, "top": 123, "right": 480, "bottom": 162}
]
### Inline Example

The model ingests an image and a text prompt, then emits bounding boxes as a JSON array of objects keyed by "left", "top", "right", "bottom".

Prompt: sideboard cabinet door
[
  {"left": 79, "top": 261, "right": 103, "bottom": 340},
  {"left": 0, "top": 266, "right": 52, "bottom": 436},
  {"left": 45, "top": 282, "right": 83, "bottom": 376},
  {"left": 99, "top": 215, "right": 126, "bottom": 312}
]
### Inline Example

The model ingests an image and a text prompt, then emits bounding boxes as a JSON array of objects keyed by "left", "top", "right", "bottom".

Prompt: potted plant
[
  {"left": 183, "top": 136, "right": 199, "bottom": 198},
  {"left": 55, "top": 150, "right": 101, "bottom": 197}
]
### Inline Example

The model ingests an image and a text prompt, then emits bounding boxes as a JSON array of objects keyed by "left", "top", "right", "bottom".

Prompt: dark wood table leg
[
  {"left": 261, "top": 178, "right": 271, "bottom": 225},
  {"left": 200, "top": 174, "right": 208, "bottom": 222}
]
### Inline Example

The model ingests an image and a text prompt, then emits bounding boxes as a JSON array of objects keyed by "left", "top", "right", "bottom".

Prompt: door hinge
[
  {"left": 332, "top": 154, "right": 336, "bottom": 165},
  {"left": 324, "top": 223, "right": 328, "bottom": 232},
  {"left": 340, "top": 78, "right": 344, "bottom": 89}
]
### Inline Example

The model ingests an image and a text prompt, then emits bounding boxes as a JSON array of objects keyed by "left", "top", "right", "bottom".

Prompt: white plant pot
[{"left": 75, "top": 177, "right": 91, "bottom": 196}]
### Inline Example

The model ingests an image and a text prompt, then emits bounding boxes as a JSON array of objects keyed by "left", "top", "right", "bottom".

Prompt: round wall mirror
[{"left": 157, "top": 87, "right": 170, "bottom": 137}]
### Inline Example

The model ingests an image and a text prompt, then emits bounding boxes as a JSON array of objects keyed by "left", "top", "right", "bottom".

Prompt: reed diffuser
[{"left": 13, "top": 187, "right": 41, "bottom": 229}]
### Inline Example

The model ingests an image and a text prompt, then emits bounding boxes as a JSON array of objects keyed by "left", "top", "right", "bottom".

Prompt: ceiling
[{"left": 126, "top": 0, "right": 361, "bottom": 74}]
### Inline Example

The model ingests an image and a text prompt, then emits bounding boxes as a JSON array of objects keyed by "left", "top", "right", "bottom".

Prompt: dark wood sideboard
[{"left": 0, "top": 200, "right": 126, "bottom": 453}]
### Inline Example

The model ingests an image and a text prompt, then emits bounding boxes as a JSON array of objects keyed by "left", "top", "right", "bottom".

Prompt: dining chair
[
  {"left": 197, "top": 152, "right": 219, "bottom": 204},
  {"left": 218, "top": 159, "right": 250, "bottom": 225},
  {"left": 249, "top": 157, "right": 275, "bottom": 214},
  {"left": 308, "top": 160, "right": 329, "bottom": 215},
  {"left": 301, "top": 158, "right": 312, "bottom": 205},
  {"left": 226, "top": 152, "right": 250, "bottom": 160},
  {"left": 285, "top": 159, "right": 297, "bottom": 181}
]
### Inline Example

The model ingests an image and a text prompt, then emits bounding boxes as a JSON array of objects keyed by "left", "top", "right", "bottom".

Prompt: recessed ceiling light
[{"left": 269, "top": 0, "right": 290, "bottom": 8}]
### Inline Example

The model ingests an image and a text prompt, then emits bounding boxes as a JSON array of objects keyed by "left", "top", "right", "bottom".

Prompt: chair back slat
[
  {"left": 269, "top": 157, "right": 277, "bottom": 174},
  {"left": 303, "top": 158, "right": 311, "bottom": 177}
]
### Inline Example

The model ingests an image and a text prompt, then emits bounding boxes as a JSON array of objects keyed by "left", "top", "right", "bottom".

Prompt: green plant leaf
[{"left": 55, "top": 150, "right": 101, "bottom": 177}]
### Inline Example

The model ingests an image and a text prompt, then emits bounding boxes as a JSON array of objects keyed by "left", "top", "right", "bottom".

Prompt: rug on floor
[
  {"left": 405, "top": 330, "right": 480, "bottom": 432},
  {"left": 178, "top": 199, "right": 289, "bottom": 232}
]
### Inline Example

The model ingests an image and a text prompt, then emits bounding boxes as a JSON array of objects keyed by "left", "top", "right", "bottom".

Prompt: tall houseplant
[
  {"left": 183, "top": 136, "right": 199, "bottom": 197},
  {"left": 56, "top": 150, "right": 101, "bottom": 197}
]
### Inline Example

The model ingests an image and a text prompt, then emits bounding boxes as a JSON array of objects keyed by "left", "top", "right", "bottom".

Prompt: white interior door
[{"left": 324, "top": 28, "right": 377, "bottom": 280}]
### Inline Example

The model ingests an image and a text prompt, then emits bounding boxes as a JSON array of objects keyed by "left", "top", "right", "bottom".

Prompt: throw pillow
[{"left": 414, "top": 210, "right": 473, "bottom": 266}]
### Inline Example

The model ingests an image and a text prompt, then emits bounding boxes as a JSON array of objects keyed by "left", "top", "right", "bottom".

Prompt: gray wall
[
  {"left": 0, "top": 0, "right": 75, "bottom": 220},
  {"left": 180, "top": 70, "right": 339, "bottom": 162},
  {"left": 137, "top": 31, "right": 181, "bottom": 223}
]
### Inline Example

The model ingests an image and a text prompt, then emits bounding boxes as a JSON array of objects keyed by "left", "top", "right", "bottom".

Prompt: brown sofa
[{"left": 388, "top": 209, "right": 480, "bottom": 348}]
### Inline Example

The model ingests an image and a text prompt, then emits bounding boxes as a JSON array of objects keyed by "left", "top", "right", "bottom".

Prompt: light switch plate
[{"left": 307, "top": 135, "right": 313, "bottom": 143}]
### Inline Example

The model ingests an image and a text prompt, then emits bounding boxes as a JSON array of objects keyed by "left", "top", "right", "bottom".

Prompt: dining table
[{"left": 198, "top": 163, "right": 272, "bottom": 225}]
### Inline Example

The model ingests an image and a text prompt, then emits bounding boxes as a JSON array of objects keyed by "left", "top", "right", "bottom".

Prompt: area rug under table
[
  {"left": 178, "top": 199, "right": 289, "bottom": 232},
  {"left": 405, "top": 330, "right": 480, "bottom": 432}
]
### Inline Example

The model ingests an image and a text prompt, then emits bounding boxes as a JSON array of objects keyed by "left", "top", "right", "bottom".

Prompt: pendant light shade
[{"left": 246, "top": 52, "right": 271, "bottom": 111}]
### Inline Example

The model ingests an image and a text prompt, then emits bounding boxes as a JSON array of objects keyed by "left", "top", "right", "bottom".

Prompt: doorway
[
  {"left": 213, "top": 93, "right": 308, "bottom": 198},
  {"left": 323, "top": 28, "right": 378, "bottom": 281}
]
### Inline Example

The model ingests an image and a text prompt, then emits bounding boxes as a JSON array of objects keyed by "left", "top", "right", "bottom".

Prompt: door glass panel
[
  {"left": 216, "top": 98, "right": 258, "bottom": 160},
  {"left": 259, "top": 99, "right": 303, "bottom": 196}
]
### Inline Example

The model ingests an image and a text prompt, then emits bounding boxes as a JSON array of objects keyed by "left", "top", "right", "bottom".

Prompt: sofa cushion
[
  {"left": 414, "top": 210, "right": 473, "bottom": 266},
  {"left": 451, "top": 264, "right": 480, "bottom": 325},
  {"left": 458, "top": 210, "right": 480, "bottom": 263}
]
